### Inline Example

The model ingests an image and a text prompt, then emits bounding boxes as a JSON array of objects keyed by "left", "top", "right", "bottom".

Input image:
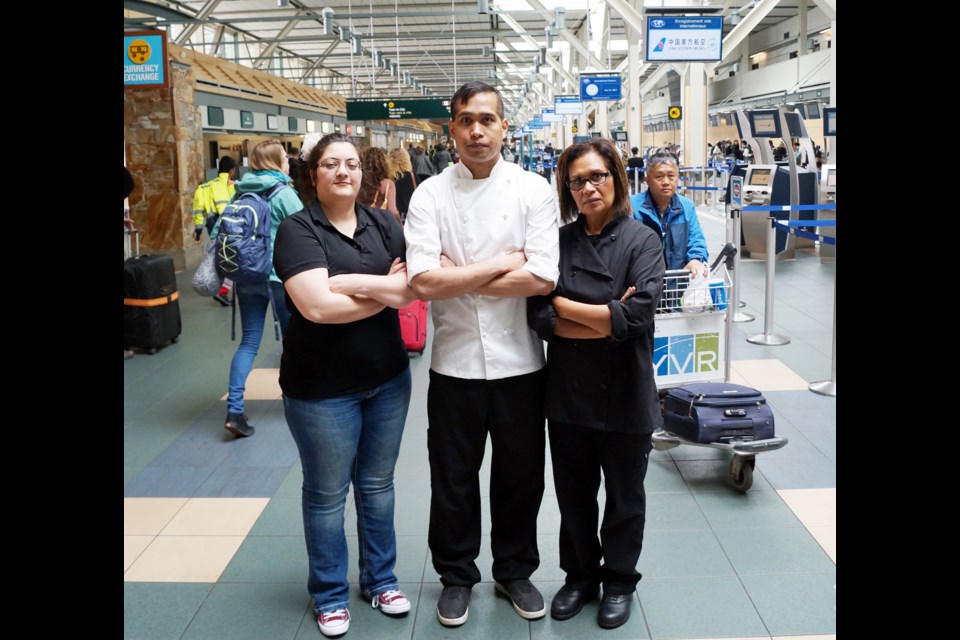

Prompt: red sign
[
  {"left": 732, "top": 181, "right": 741, "bottom": 199},
  {"left": 346, "top": 124, "right": 352, "bottom": 135}
]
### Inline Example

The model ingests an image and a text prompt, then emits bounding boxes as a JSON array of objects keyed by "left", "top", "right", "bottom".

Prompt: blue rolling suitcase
[{"left": 662, "top": 382, "right": 774, "bottom": 444}]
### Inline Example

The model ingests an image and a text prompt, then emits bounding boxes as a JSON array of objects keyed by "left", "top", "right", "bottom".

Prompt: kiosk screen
[
  {"left": 751, "top": 112, "right": 779, "bottom": 136},
  {"left": 827, "top": 170, "right": 836, "bottom": 187},
  {"left": 749, "top": 169, "right": 771, "bottom": 186}
]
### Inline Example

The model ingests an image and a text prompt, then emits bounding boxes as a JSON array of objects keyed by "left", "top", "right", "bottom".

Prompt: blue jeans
[
  {"left": 283, "top": 367, "right": 412, "bottom": 614},
  {"left": 226, "top": 280, "right": 291, "bottom": 415}
]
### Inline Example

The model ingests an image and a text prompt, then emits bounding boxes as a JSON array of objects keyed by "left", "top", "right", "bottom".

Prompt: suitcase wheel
[
  {"left": 729, "top": 456, "right": 756, "bottom": 492},
  {"left": 146, "top": 347, "right": 158, "bottom": 355}
]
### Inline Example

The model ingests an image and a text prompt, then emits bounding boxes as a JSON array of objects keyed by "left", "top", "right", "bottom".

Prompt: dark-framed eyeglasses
[{"left": 566, "top": 172, "right": 610, "bottom": 191}]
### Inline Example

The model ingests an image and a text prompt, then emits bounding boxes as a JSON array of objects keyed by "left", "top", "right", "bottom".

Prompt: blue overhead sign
[
  {"left": 580, "top": 76, "right": 622, "bottom": 101},
  {"left": 646, "top": 17, "right": 723, "bottom": 62},
  {"left": 555, "top": 95, "right": 583, "bottom": 114},
  {"left": 541, "top": 108, "right": 563, "bottom": 123}
]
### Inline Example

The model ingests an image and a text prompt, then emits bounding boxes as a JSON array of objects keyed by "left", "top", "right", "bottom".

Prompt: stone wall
[{"left": 123, "top": 60, "right": 204, "bottom": 270}]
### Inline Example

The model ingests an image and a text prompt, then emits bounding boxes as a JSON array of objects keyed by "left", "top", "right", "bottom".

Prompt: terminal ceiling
[{"left": 124, "top": 1, "right": 829, "bottom": 123}]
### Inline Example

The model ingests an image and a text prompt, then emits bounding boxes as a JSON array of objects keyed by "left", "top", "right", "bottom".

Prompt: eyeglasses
[
  {"left": 318, "top": 159, "right": 361, "bottom": 171},
  {"left": 566, "top": 172, "right": 610, "bottom": 191}
]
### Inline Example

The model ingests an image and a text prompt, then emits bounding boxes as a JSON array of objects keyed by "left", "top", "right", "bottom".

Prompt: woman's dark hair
[
  {"left": 297, "top": 133, "right": 359, "bottom": 205},
  {"left": 555, "top": 138, "right": 631, "bottom": 225},
  {"left": 357, "top": 147, "right": 390, "bottom": 205}
]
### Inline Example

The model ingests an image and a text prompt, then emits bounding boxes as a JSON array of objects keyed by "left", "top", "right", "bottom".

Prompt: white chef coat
[{"left": 405, "top": 157, "right": 560, "bottom": 380}]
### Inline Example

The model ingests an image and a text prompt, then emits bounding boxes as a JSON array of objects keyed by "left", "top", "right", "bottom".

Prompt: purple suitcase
[{"left": 662, "top": 382, "right": 774, "bottom": 443}]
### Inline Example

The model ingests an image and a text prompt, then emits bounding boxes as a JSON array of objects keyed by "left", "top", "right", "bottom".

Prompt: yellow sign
[
  {"left": 668, "top": 106, "right": 682, "bottom": 120},
  {"left": 572, "top": 125, "right": 578, "bottom": 133},
  {"left": 128, "top": 39, "right": 150, "bottom": 64}
]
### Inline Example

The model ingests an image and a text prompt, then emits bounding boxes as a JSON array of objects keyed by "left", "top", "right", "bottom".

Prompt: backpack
[{"left": 214, "top": 183, "right": 286, "bottom": 284}]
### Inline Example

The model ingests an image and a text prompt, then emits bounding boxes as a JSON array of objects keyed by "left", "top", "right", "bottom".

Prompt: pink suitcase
[{"left": 398, "top": 299, "right": 428, "bottom": 355}]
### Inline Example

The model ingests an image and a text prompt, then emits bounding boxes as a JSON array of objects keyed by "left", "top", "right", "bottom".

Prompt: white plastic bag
[{"left": 681, "top": 271, "right": 712, "bottom": 313}]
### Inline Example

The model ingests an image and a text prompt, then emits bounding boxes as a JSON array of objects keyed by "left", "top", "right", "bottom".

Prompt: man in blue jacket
[{"left": 629, "top": 151, "right": 708, "bottom": 276}]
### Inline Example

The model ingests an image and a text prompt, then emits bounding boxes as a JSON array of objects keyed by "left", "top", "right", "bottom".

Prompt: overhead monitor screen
[
  {"left": 806, "top": 102, "right": 821, "bottom": 119},
  {"left": 827, "top": 169, "right": 836, "bottom": 187},
  {"left": 823, "top": 107, "right": 836, "bottom": 136},
  {"left": 784, "top": 111, "right": 804, "bottom": 137},
  {"left": 748, "top": 168, "right": 771, "bottom": 186},
  {"left": 748, "top": 111, "right": 781, "bottom": 138},
  {"left": 793, "top": 104, "right": 807, "bottom": 119}
]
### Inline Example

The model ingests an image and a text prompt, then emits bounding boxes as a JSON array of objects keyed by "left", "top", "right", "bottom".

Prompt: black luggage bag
[
  {"left": 662, "top": 382, "right": 774, "bottom": 444},
  {"left": 124, "top": 241, "right": 181, "bottom": 353}
]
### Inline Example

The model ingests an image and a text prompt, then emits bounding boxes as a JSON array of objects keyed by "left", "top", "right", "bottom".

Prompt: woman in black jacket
[{"left": 528, "top": 138, "right": 664, "bottom": 630}]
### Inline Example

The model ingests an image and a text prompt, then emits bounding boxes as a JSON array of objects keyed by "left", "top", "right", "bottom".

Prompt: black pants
[
  {"left": 549, "top": 422, "right": 653, "bottom": 595},
  {"left": 427, "top": 369, "right": 547, "bottom": 587}
]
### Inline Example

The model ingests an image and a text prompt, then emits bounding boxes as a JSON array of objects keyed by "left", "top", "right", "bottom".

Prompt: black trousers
[
  {"left": 427, "top": 368, "right": 547, "bottom": 587},
  {"left": 548, "top": 422, "right": 653, "bottom": 595}
]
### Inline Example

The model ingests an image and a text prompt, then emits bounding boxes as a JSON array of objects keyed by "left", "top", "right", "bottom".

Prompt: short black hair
[
  {"left": 450, "top": 81, "right": 504, "bottom": 120},
  {"left": 218, "top": 156, "right": 236, "bottom": 174},
  {"left": 631, "top": 146, "right": 639, "bottom": 154}
]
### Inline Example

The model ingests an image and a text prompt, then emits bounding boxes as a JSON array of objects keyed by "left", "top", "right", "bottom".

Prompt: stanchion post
[
  {"left": 747, "top": 217, "right": 790, "bottom": 345},
  {"left": 729, "top": 207, "right": 754, "bottom": 323},
  {"left": 809, "top": 263, "right": 837, "bottom": 396}
]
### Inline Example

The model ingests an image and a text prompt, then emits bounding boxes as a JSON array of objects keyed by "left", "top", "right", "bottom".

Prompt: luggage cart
[{"left": 651, "top": 243, "right": 788, "bottom": 491}]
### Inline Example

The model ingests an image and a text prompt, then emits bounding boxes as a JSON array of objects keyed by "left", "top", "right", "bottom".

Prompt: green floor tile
[
  {"left": 714, "top": 527, "right": 836, "bottom": 576},
  {"left": 675, "top": 458, "right": 774, "bottom": 493},
  {"left": 219, "top": 535, "right": 307, "bottom": 583},
  {"left": 645, "top": 460, "right": 688, "bottom": 493},
  {"left": 742, "top": 573, "right": 836, "bottom": 636},
  {"left": 249, "top": 497, "right": 304, "bottom": 536},
  {"left": 638, "top": 576, "right": 768, "bottom": 639},
  {"left": 274, "top": 463, "right": 304, "bottom": 500},
  {"left": 645, "top": 492, "right": 710, "bottom": 531},
  {"left": 124, "top": 582, "right": 213, "bottom": 640},
  {"left": 693, "top": 488, "right": 803, "bottom": 529},
  {"left": 180, "top": 582, "right": 309, "bottom": 640},
  {"left": 640, "top": 529, "right": 736, "bottom": 578}
]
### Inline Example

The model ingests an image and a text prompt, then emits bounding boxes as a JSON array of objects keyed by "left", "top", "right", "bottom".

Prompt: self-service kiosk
[
  {"left": 818, "top": 164, "right": 836, "bottom": 262},
  {"left": 735, "top": 108, "right": 818, "bottom": 260}
]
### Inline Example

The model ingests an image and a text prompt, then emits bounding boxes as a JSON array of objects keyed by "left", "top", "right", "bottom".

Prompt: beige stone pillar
[{"left": 123, "top": 60, "right": 204, "bottom": 271}]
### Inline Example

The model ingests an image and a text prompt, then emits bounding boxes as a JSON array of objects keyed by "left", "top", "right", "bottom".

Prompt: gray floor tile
[
  {"left": 193, "top": 465, "right": 291, "bottom": 498},
  {"left": 714, "top": 527, "right": 836, "bottom": 576},
  {"left": 274, "top": 463, "right": 304, "bottom": 500},
  {"left": 180, "top": 582, "right": 309, "bottom": 640},
  {"left": 638, "top": 576, "right": 768, "bottom": 639},
  {"left": 124, "top": 582, "right": 213, "bottom": 640},
  {"left": 802, "top": 429, "right": 836, "bottom": 463},
  {"left": 645, "top": 460, "right": 688, "bottom": 493},
  {"left": 123, "top": 465, "right": 215, "bottom": 498}
]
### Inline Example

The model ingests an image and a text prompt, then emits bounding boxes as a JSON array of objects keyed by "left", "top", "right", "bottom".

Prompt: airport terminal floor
[{"left": 123, "top": 201, "right": 837, "bottom": 640}]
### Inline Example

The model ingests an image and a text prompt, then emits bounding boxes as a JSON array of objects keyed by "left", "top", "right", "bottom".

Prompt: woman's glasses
[
  {"left": 566, "top": 172, "right": 610, "bottom": 191},
  {"left": 318, "top": 159, "right": 361, "bottom": 171}
]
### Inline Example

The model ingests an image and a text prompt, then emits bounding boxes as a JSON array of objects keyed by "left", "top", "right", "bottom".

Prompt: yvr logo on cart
[{"left": 653, "top": 333, "right": 720, "bottom": 376}]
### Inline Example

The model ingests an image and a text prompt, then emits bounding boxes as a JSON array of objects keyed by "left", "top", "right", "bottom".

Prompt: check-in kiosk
[
  {"left": 818, "top": 107, "right": 836, "bottom": 263},
  {"left": 738, "top": 108, "right": 818, "bottom": 260}
]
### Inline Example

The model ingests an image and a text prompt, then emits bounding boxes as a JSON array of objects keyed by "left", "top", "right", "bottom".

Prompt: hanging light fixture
[
  {"left": 339, "top": 27, "right": 351, "bottom": 42},
  {"left": 555, "top": 7, "right": 566, "bottom": 30},
  {"left": 544, "top": 27, "right": 554, "bottom": 49},
  {"left": 477, "top": 0, "right": 489, "bottom": 14},
  {"left": 351, "top": 34, "right": 362, "bottom": 55},
  {"left": 321, "top": 8, "right": 335, "bottom": 36}
]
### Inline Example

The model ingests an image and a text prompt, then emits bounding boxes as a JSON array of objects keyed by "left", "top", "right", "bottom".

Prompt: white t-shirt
[{"left": 405, "top": 158, "right": 560, "bottom": 380}]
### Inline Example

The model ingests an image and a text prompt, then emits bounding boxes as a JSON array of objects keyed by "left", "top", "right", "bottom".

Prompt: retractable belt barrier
[{"left": 742, "top": 203, "right": 837, "bottom": 246}]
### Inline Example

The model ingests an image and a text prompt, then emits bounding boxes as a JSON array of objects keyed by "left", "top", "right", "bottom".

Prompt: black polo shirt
[{"left": 273, "top": 201, "right": 409, "bottom": 399}]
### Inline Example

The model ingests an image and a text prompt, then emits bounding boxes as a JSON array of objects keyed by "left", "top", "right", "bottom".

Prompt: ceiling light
[{"left": 321, "top": 8, "right": 335, "bottom": 36}]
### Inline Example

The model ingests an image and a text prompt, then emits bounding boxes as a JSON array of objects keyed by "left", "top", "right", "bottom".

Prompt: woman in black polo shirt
[{"left": 273, "top": 133, "right": 417, "bottom": 638}]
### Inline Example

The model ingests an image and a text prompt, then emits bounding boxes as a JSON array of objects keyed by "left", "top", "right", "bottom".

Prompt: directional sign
[
  {"left": 580, "top": 76, "right": 622, "bottom": 101},
  {"left": 731, "top": 176, "right": 743, "bottom": 208},
  {"left": 555, "top": 96, "right": 583, "bottom": 115},
  {"left": 572, "top": 125, "right": 578, "bottom": 133},
  {"left": 668, "top": 106, "right": 683, "bottom": 120}
]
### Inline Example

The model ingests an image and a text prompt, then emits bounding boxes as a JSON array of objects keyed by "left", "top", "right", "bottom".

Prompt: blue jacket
[{"left": 630, "top": 191, "right": 707, "bottom": 270}]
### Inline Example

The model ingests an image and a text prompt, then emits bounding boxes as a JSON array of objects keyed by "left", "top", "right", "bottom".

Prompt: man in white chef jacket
[{"left": 404, "top": 81, "right": 560, "bottom": 628}]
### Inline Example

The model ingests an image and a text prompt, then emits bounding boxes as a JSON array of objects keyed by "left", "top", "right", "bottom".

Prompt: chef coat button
[{"left": 611, "top": 234, "right": 617, "bottom": 240}]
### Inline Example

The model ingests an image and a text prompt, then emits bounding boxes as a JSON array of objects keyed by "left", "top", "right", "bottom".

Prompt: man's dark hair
[
  {"left": 218, "top": 156, "right": 237, "bottom": 174},
  {"left": 631, "top": 146, "right": 639, "bottom": 155},
  {"left": 450, "top": 81, "right": 504, "bottom": 120}
]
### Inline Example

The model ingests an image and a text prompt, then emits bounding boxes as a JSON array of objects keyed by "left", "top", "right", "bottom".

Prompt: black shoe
[
  {"left": 213, "top": 293, "right": 230, "bottom": 307},
  {"left": 437, "top": 585, "right": 471, "bottom": 627},
  {"left": 597, "top": 593, "right": 632, "bottom": 629},
  {"left": 551, "top": 583, "right": 599, "bottom": 621},
  {"left": 494, "top": 579, "right": 546, "bottom": 620},
  {"left": 224, "top": 413, "right": 255, "bottom": 437}
]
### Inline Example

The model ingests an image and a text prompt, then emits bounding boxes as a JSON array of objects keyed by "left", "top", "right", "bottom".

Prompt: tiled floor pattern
[{"left": 124, "top": 205, "right": 836, "bottom": 639}]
